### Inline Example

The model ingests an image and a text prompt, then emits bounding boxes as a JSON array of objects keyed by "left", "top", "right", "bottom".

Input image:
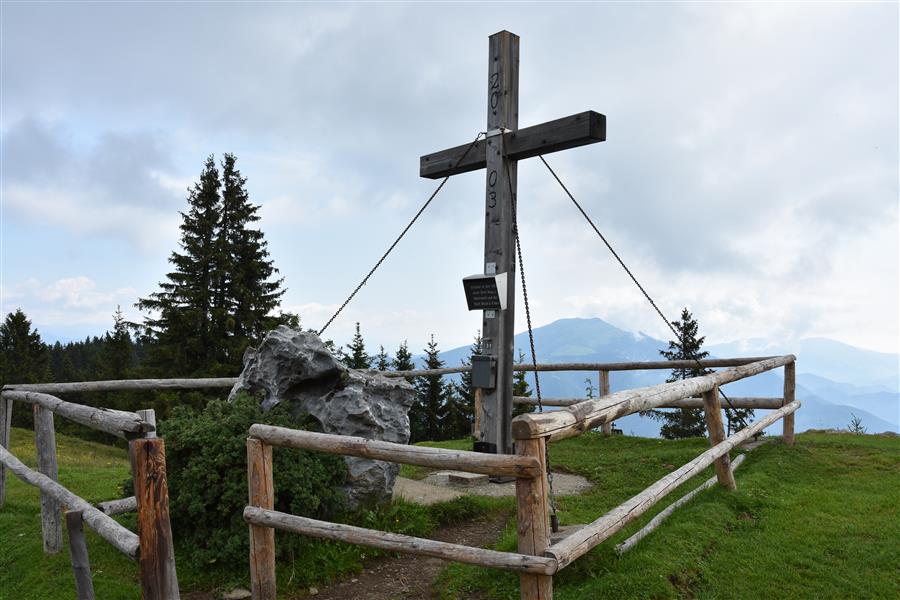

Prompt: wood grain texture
[
  {"left": 512, "top": 356, "right": 796, "bottom": 441},
  {"left": 247, "top": 438, "right": 276, "bottom": 600},
  {"left": 95, "top": 496, "right": 137, "bottom": 516},
  {"left": 2, "top": 391, "right": 153, "bottom": 438},
  {"left": 243, "top": 506, "right": 558, "bottom": 575},
  {"left": 34, "top": 404, "right": 62, "bottom": 554},
  {"left": 599, "top": 371, "right": 612, "bottom": 436},
  {"left": 512, "top": 396, "right": 785, "bottom": 409},
  {"left": 515, "top": 437, "right": 553, "bottom": 599},
  {"left": 66, "top": 511, "right": 96, "bottom": 600},
  {"left": 249, "top": 425, "right": 541, "bottom": 478},
  {"left": 615, "top": 453, "right": 746, "bottom": 554},
  {"left": 386, "top": 357, "right": 777, "bottom": 378},
  {"left": 0, "top": 397, "right": 11, "bottom": 507},
  {"left": 3, "top": 377, "right": 236, "bottom": 394},
  {"left": 130, "top": 438, "right": 180, "bottom": 599},
  {"left": 419, "top": 111, "right": 605, "bottom": 179},
  {"left": 0, "top": 444, "right": 139, "bottom": 558},
  {"left": 783, "top": 361, "right": 796, "bottom": 446},
  {"left": 702, "top": 385, "right": 736, "bottom": 490},
  {"left": 546, "top": 400, "right": 800, "bottom": 570}
]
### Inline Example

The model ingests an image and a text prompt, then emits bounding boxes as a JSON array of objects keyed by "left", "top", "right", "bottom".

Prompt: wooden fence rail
[
  {"left": 545, "top": 400, "right": 800, "bottom": 570},
  {"left": 249, "top": 425, "right": 541, "bottom": 478},
  {"left": 513, "top": 396, "right": 785, "bottom": 409}
]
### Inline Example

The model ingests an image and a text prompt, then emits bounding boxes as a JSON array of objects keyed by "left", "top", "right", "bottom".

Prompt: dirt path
[{"left": 308, "top": 511, "right": 510, "bottom": 600}]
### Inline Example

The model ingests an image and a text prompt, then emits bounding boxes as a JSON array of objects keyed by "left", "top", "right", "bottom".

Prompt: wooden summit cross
[{"left": 420, "top": 31, "right": 605, "bottom": 455}]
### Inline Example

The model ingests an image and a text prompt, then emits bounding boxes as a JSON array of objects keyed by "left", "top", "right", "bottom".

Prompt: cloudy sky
[{"left": 2, "top": 2, "right": 897, "bottom": 356}]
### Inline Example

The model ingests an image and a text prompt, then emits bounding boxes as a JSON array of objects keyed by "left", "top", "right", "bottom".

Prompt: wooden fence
[
  {"left": 1, "top": 355, "right": 798, "bottom": 600},
  {"left": 0, "top": 388, "right": 178, "bottom": 600},
  {"left": 242, "top": 355, "right": 799, "bottom": 600}
]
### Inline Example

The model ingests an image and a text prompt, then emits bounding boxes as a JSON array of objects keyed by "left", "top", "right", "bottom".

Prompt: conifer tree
[
  {"left": 0, "top": 309, "right": 48, "bottom": 428},
  {"left": 411, "top": 335, "right": 450, "bottom": 442},
  {"left": 644, "top": 308, "right": 722, "bottom": 439},
  {"left": 137, "top": 154, "right": 290, "bottom": 376},
  {"left": 392, "top": 340, "right": 415, "bottom": 383},
  {"left": 512, "top": 349, "right": 535, "bottom": 416},
  {"left": 344, "top": 322, "right": 372, "bottom": 369},
  {"left": 374, "top": 346, "right": 390, "bottom": 371},
  {"left": 453, "top": 332, "right": 482, "bottom": 429},
  {"left": 100, "top": 306, "right": 134, "bottom": 379}
]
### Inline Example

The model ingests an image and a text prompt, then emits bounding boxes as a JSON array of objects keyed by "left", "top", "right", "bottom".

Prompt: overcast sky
[{"left": 2, "top": 2, "right": 898, "bottom": 356}]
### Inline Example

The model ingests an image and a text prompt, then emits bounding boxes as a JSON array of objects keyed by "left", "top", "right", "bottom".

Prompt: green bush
[{"left": 151, "top": 394, "right": 347, "bottom": 567}]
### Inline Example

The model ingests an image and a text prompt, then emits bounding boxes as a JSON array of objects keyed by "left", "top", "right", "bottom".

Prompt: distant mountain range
[{"left": 427, "top": 318, "right": 899, "bottom": 437}]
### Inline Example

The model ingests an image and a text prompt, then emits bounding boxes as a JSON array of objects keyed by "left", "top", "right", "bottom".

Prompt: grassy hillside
[{"left": 1, "top": 428, "right": 897, "bottom": 599}]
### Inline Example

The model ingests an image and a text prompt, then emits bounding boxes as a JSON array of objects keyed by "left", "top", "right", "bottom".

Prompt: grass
[
  {"left": 437, "top": 432, "right": 900, "bottom": 599},
  {"left": 0, "top": 427, "right": 498, "bottom": 599},
  {"left": 2, "top": 429, "right": 897, "bottom": 599}
]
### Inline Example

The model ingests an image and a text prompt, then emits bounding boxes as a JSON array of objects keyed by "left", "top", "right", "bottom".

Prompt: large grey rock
[{"left": 229, "top": 326, "right": 415, "bottom": 506}]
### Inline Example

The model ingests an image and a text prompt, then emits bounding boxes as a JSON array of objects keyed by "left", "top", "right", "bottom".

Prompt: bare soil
[{"left": 307, "top": 510, "right": 510, "bottom": 600}]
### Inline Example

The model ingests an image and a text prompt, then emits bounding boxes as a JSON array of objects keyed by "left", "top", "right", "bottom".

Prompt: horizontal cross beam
[{"left": 420, "top": 110, "right": 605, "bottom": 179}]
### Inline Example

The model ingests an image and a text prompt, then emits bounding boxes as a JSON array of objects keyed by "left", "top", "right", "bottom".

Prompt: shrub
[{"left": 149, "top": 393, "right": 347, "bottom": 567}]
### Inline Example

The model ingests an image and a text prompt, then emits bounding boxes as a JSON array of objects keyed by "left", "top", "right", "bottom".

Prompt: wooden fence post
[
  {"left": 515, "top": 437, "right": 552, "bottom": 599},
  {"left": 66, "top": 510, "right": 96, "bottom": 600},
  {"left": 473, "top": 388, "right": 483, "bottom": 440},
  {"left": 130, "top": 436, "right": 180, "bottom": 599},
  {"left": 783, "top": 361, "right": 796, "bottom": 446},
  {"left": 701, "top": 385, "right": 736, "bottom": 490},
  {"left": 0, "top": 397, "right": 11, "bottom": 507},
  {"left": 599, "top": 371, "right": 611, "bottom": 435},
  {"left": 247, "top": 438, "right": 276, "bottom": 600},
  {"left": 34, "top": 403, "right": 63, "bottom": 553}
]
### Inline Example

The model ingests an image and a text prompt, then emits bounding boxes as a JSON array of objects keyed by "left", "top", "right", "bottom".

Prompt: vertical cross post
[
  {"left": 702, "top": 384, "right": 736, "bottom": 490},
  {"left": 783, "top": 361, "right": 796, "bottom": 445},
  {"left": 480, "top": 30, "right": 520, "bottom": 455},
  {"left": 66, "top": 510, "right": 96, "bottom": 600}
]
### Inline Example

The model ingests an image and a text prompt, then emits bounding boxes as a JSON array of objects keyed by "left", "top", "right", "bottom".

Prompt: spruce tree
[
  {"left": 374, "top": 346, "right": 390, "bottom": 371},
  {"left": 392, "top": 340, "right": 415, "bottom": 383},
  {"left": 512, "top": 349, "right": 535, "bottom": 416},
  {"left": 645, "top": 308, "right": 716, "bottom": 439},
  {"left": 453, "top": 332, "right": 482, "bottom": 429},
  {"left": 138, "top": 156, "right": 221, "bottom": 375},
  {"left": 344, "top": 322, "right": 372, "bottom": 369},
  {"left": 100, "top": 306, "right": 134, "bottom": 379},
  {"left": 411, "top": 335, "right": 449, "bottom": 442},
  {"left": 0, "top": 309, "right": 48, "bottom": 428},
  {"left": 137, "top": 154, "right": 289, "bottom": 376}
]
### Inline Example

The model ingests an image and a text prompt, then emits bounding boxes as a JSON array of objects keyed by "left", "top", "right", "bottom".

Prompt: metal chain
[
  {"left": 504, "top": 156, "right": 559, "bottom": 532},
  {"left": 318, "top": 131, "right": 486, "bottom": 336},
  {"left": 538, "top": 155, "right": 749, "bottom": 430}
]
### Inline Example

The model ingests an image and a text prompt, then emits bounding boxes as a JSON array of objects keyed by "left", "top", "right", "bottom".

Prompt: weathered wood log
[
  {"left": 512, "top": 397, "right": 785, "bottom": 409},
  {"left": 248, "top": 425, "right": 542, "bottom": 479},
  {"left": 66, "top": 511, "right": 96, "bottom": 600},
  {"left": 2, "top": 377, "right": 237, "bottom": 394},
  {"left": 599, "top": 371, "right": 612, "bottom": 436},
  {"left": 783, "top": 362, "right": 796, "bottom": 445},
  {"left": 96, "top": 496, "right": 137, "bottom": 516},
  {"left": 1, "top": 391, "right": 154, "bottom": 438},
  {"left": 130, "top": 438, "right": 180, "bottom": 599},
  {"left": 243, "top": 506, "right": 558, "bottom": 575},
  {"left": 386, "top": 356, "right": 776, "bottom": 378},
  {"left": 0, "top": 445, "right": 139, "bottom": 558},
  {"left": 247, "top": 438, "right": 276, "bottom": 600},
  {"left": 0, "top": 396, "right": 11, "bottom": 507},
  {"left": 702, "top": 385, "right": 736, "bottom": 490},
  {"left": 513, "top": 356, "right": 795, "bottom": 441},
  {"left": 137, "top": 409, "right": 157, "bottom": 439},
  {"left": 615, "top": 453, "right": 746, "bottom": 554},
  {"left": 516, "top": 437, "right": 553, "bottom": 599},
  {"left": 545, "top": 400, "right": 799, "bottom": 570},
  {"left": 34, "top": 404, "right": 63, "bottom": 554}
]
